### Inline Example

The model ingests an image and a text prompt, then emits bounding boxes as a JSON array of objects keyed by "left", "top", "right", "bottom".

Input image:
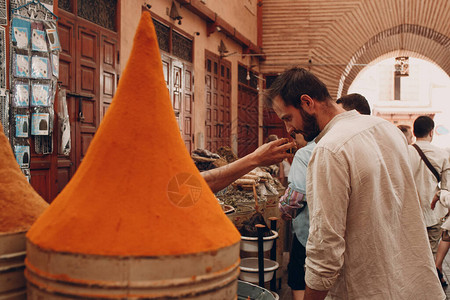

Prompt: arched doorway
[{"left": 348, "top": 55, "right": 450, "bottom": 148}]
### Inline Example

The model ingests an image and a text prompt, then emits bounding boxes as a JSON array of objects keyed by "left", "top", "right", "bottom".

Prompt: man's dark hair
[
  {"left": 264, "top": 67, "right": 331, "bottom": 108},
  {"left": 397, "top": 124, "right": 411, "bottom": 134},
  {"left": 413, "top": 115, "right": 434, "bottom": 138},
  {"left": 336, "top": 93, "right": 371, "bottom": 115}
]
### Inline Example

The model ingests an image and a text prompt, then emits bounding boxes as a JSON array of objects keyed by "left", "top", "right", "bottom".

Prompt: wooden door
[
  {"left": 182, "top": 64, "right": 193, "bottom": 151},
  {"left": 51, "top": 9, "right": 118, "bottom": 198},
  {"left": 172, "top": 59, "right": 183, "bottom": 135},
  {"left": 205, "top": 51, "right": 231, "bottom": 152},
  {"left": 56, "top": 15, "right": 76, "bottom": 193},
  {"left": 238, "top": 85, "right": 259, "bottom": 158},
  {"left": 75, "top": 24, "right": 99, "bottom": 167},
  {"left": 161, "top": 53, "right": 194, "bottom": 154}
]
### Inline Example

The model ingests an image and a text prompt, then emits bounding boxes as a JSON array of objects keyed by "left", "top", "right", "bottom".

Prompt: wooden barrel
[
  {"left": 0, "top": 232, "right": 27, "bottom": 300},
  {"left": 26, "top": 241, "right": 240, "bottom": 299}
]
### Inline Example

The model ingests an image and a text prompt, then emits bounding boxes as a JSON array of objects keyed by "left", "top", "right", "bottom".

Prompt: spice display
[
  {"left": 0, "top": 123, "right": 47, "bottom": 233},
  {"left": 192, "top": 148, "right": 227, "bottom": 171},
  {"left": 27, "top": 12, "right": 240, "bottom": 256},
  {"left": 238, "top": 213, "right": 274, "bottom": 237},
  {"left": 216, "top": 146, "right": 238, "bottom": 163}
]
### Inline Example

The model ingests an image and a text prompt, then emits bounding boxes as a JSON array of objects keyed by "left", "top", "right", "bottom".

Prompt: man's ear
[{"left": 300, "top": 94, "right": 315, "bottom": 114}]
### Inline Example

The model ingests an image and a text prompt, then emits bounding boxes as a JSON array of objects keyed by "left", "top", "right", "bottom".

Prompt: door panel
[
  {"left": 30, "top": 166, "right": 52, "bottom": 201},
  {"left": 161, "top": 54, "right": 194, "bottom": 154},
  {"left": 76, "top": 24, "right": 99, "bottom": 165},
  {"left": 238, "top": 85, "right": 259, "bottom": 158},
  {"left": 100, "top": 35, "right": 118, "bottom": 119},
  {"left": 204, "top": 52, "right": 231, "bottom": 152},
  {"left": 56, "top": 14, "right": 76, "bottom": 195}
]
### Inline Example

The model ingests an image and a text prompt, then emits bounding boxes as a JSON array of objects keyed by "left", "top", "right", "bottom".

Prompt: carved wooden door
[
  {"left": 182, "top": 63, "right": 193, "bottom": 152},
  {"left": 204, "top": 51, "right": 231, "bottom": 152},
  {"left": 161, "top": 53, "right": 194, "bottom": 154},
  {"left": 52, "top": 8, "right": 118, "bottom": 198},
  {"left": 238, "top": 85, "right": 258, "bottom": 158}
]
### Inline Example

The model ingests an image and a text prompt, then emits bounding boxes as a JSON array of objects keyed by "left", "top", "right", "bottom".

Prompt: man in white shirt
[
  {"left": 408, "top": 116, "right": 450, "bottom": 256},
  {"left": 264, "top": 67, "right": 444, "bottom": 299}
]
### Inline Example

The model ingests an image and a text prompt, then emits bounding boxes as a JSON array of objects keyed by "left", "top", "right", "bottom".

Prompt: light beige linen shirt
[
  {"left": 439, "top": 190, "right": 450, "bottom": 230},
  {"left": 408, "top": 140, "right": 450, "bottom": 227},
  {"left": 305, "top": 111, "right": 444, "bottom": 299}
]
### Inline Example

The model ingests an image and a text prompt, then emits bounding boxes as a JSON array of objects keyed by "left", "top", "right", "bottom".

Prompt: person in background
[
  {"left": 398, "top": 124, "right": 414, "bottom": 145},
  {"left": 336, "top": 93, "right": 371, "bottom": 115},
  {"left": 408, "top": 116, "right": 449, "bottom": 256},
  {"left": 201, "top": 138, "right": 296, "bottom": 193},
  {"left": 278, "top": 132, "right": 314, "bottom": 300},
  {"left": 279, "top": 91, "right": 371, "bottom": 300},
  {"left": 265, "top": 67, "right": 444, "bottom": 300},
  {"left": 408, "top": 116, "right": 450, "bottom": 286}
]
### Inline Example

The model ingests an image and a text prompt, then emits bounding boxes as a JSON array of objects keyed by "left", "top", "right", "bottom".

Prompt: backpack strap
[{"left": 412, "top": 144, "right": 441, "bottom": 182}]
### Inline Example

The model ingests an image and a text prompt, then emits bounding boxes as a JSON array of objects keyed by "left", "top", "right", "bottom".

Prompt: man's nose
[{"left": 285, "top": 123, "right": 294, "bottom": 135}]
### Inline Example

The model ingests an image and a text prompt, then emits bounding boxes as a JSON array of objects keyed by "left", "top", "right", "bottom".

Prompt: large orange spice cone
[
  {"left": 25, "top": 12, "right": 240, "bottom": 299},
  {"left": 0, "top": 124, "right": 48, "bottom": 299}
]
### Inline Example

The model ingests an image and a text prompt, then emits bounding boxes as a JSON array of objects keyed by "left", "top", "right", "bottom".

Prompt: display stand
[
  {"left": 239, "top": 221, "right": 280, "bottom": 298},
  {"left": 269, "top": 217, "right": 278, "bottom": 291}
]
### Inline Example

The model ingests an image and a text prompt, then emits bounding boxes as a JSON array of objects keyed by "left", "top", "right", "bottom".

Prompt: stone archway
[
  {"left": 338, "top": 24, "right": 450, "bottom": 97},
  {"left": 261, "top": 0, "right": 450, "bottom": 99}
]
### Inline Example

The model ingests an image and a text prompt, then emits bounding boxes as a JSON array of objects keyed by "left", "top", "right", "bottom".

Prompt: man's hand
[
  {"left": 431, "top": 191, "right": 440, "bottom": 210},
  {"left": 250, "top": 138, "right": 296, "bottom": 166}
]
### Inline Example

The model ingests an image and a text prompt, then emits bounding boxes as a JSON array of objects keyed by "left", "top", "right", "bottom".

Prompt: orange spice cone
[
  {"left": 25, "top": 12, "right": 240, "bottom": 299},
  {"left": 0, "top": 123, "right": 48, "bottom": 299},
  {"left": 0, "top": 124, "right": 48, "bottom": 234}
]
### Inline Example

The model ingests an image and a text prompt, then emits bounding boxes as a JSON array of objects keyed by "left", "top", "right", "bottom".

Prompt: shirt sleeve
[
  {"left": 304, "top": 147, "right": 350, "bottom": 291},
  {"left": 440, "top": 190, "right": 450, "bottom": 208}
]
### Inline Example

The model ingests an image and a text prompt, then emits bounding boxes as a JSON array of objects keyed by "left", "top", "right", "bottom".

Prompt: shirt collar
[
  {"left": 315, "top": 110, "right": 359, "bottom": 143},
  {"left": 415, "top": 140, "right": 431, "bottom": 146}
]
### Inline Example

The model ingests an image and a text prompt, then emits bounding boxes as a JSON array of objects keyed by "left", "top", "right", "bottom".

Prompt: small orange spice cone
[
  {"left": 25, "top": 12, "right": 240, "bottom": 299},
  {"left": 0, "top": 124, "right": 48, "bottom": 234},
  {"left": 0, "top": 123, "right": 48, "bottom": 299}
]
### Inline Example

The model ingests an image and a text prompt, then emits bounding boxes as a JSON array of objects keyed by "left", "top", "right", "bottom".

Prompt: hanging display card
[
  {"left": 14, "top": 145, "right": 30, "bottom": 168},
  {"left": 15, "top": 114, "right": 29, "bottom": 137},
  {"left": 31, "top": 112, "right": 49, "bottom": 135},
  {"left": 31, "top": 84, "right": 50, "bottom": 106},
  {"left": 0, "top": 26, "right": 6, "bottom": 89},
  {"left": 0, "top": 95, "right": 7, "bottom": 135},
  {"left": 46, "top": 28, "right": 61, "bottom": 51},
  {"left": 31, "top": 56, "right": 50, "bottom": 79},
  {"left": 14, "top": 53, "right": 29, "bottom": 77},
  {"left": 11, "top": 0, "right": 55, "bottom": 20},
  {"left": 11, "top": 18, "right": 30, "bottom": 49},
  {"left": 0, "top": 0, "right": 6, "bottom": 25},
  {"left": 31, "top": 28, "right": 48, "bottom": 52},
  {"left": 21, "top": 168, "right": 31, "bottom": 182},
  {"left": 51, "top": 53, "right": 58, "bottom": 78},
  {"left": 13, "top": 83, "right": 29, "bottom": 107}
]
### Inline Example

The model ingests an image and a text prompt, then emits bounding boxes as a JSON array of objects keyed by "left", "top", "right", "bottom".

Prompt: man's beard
[{"left": 299, "top": 108, "right": 320, "bottom": 142}]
